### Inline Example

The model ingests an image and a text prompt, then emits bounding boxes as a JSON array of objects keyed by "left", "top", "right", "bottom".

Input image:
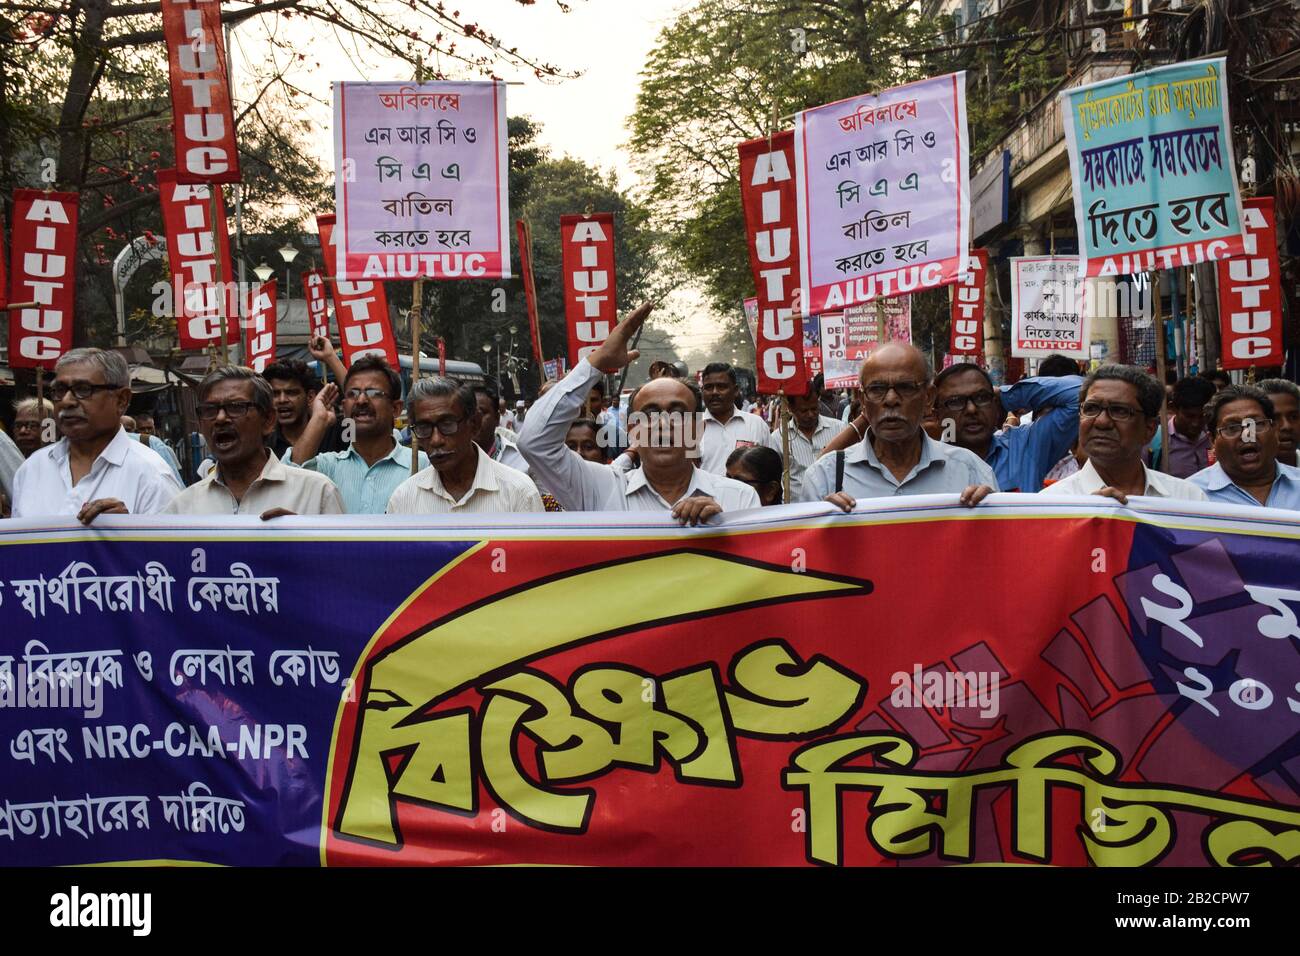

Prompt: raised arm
[
  {"left": 290, "top": 383, "right": 339, "bottom": 466},
  {"left": 309, "top": 336, "right": 348, "bottom": 385}
]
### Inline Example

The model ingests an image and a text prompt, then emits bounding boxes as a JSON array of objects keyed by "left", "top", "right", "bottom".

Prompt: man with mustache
[
  {"left": 11, "top": 349, "right": 182, "bottom": 522},
  {"left": 1188, "top": 385, "right": 1300, "bottom": 509},
  {"left": 1041, "top": 365, "right": 1206, "bottom": 502},
  {"left": 286, "top": 356, "right": 426, "bottom": 514},
  {"left": 802, "top": 343, "right": 997, "bottom": 510},
  {"left": 165, "top": 366, "right": 344, "bottom": 517},
  {"left": 387, "top": 377, "right": 544, "bottom": 515}
]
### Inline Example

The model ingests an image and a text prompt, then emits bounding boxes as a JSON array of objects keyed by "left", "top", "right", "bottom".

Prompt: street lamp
[
  {"left": 481, "top": 342, "right": 492, "bottom": 381},
  {"left": 494, "top": 332, "right": 503, "bottom": 383},
  {"left": 253, "top": 261, "right": 274, "bottom": 283},
  {"left": 277, "top": 243, "right": 299, "bottom": 330}
]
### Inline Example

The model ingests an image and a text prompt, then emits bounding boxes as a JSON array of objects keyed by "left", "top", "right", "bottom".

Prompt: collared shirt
[
  {"left": 0, "top": 428, "right": 22, "bottom": 501},
  {"left": 13, "top": 427, "right": 182, "bottom": 518},
  {"left": 1041, "top": 458, "right": 1207, "bottom": 500},
  {"left": 386, "top": 444, "right": 544, "bottom": 514},
  {"left": 801, "top": 430, "right": 998, "bottom": 502},
  {"left": 1188, "top": 461, "right": 1300, "bottom": 510},
  {"left": 291, "top": 441, "right": 428, "bottom": 514},
  {"left": 1153, "top": 418, "right": 1211, "bottom": 479},
  {"left": 698, "top": 407, "right": 772, "bottom": 474},
  {"left": 488, "top": 426, "right": 530, "bottom": 474},
  {"left": 518, "top": 359, "right": 761, "bottom": 512},
  {"left": 983, "top": 374, "right": 1084, "bottom": 491},
  {"left": 766, "top": 414, "right": 842, "bottom": 501},
  {"left": 164, "top": 451, "right": 345, "bottom": 515},
  {"left": 136, "top": 434, "right": 185, "bottom": 486}
]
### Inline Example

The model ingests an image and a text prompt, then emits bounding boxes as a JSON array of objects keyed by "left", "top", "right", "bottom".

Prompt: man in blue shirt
[
  {"left": 932, "top": 354, "right": 1083, "bottom": 493},
  {"left": 1189, "top": 384, "right": 1300, "bottom": 510},
  {"left": 287, "top": 356, "right": 426, "bottom": 513}
]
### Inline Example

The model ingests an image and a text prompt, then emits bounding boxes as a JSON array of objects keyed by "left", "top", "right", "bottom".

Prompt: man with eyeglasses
[
  {"left": 1041, "top": 365, "right": 1206, "bottom": 502},
  {"left": 1188, "top": 385, "right": 1300, "bottom": 509},
  {"left": 11, "top": 349, "right": 182, "bottom": 522},
  {"left": 164, "top": 366, "right": 344, "bottom": 517},
  {"left": 927, "top": 355, "right": 1083, "bottom": 492},
  {"left": 387, "top": 376, "right": 543, "bottom": 515},
  {"left": 518, "top": 303, "right": 759, "bottom": 523},
  {"left": 285, "top": 356, "right": 426, "bottom": 514},
  {"left": 802, "top": 343, "right": 997, "bottom": 509}
]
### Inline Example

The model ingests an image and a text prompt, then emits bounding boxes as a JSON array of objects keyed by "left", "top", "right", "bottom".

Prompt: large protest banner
[
  {"left": 161, "top": 0, "right": 241, "bottom": 184},
  {"left": 1216, "top": 197, "right": 1284, "bottom": 370},
  {"left": 2, "top": 499, "right": 1298, "bottom": 867},
  {"left": 1011, "top": 256, "right": 1089, "bottom": 360},
  {"left": 793, "top": 73, "right": 969, "bottom": 315},
  {"left": 332, "top": 81, "right": 510, "bottom": 281},
  {"left": 950, "top": 249, "right": 988, "bottom": 357},
  {"left": 1062, "top": 58, "right": 1247, "bottom": 277},
  {"left": 158, "top": 169, "right": 240, "bottom": 350},
  {"left": 243, "top": 279, "right": 277, "bottom": 374},
  {"left": 316, "top": 213, "right": 399, "bottom": 366}
]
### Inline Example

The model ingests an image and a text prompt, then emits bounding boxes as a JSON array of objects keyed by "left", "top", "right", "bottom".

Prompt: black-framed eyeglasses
[
  {"left": 410, "top": 416, "right": 468, "bottom": 439},
  {"left": 1216, "top": 418, "right": 1274, "bottom": 439},
  {"left": 938, "top": 391, "right": 996, "bottom": 413},
  {"left": 196, "top": 401, "right": 257, "bottom": 421},
  {"left": 1081, "top": 401, "right": 1141, "bottom": 422},
  {"left": 50, "top": 382, "right": 119, "bottom": 402},
  {"left": 344, "top": 387, "right": 392, "bottom": 401},
  {"left": 863, "top": 380, "right": 924, "bottom": 403}
]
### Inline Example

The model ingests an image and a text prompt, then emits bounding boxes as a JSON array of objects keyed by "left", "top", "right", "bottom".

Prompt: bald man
[
  {"left": 518, "top": 303, "right": 760, "bottom": 524},
  {"left": 802, "top": 343, "right": 997, "bottom": 509}
]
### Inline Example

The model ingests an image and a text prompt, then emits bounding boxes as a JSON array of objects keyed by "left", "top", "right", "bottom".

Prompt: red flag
[
  {"left": 738, "top": 132, "right": 808, "bottom": 395},
  {"left": 7, "top": 189, "right": 78, "bottom": 369},
  {"left": 437, "top": 337, "right": 447, "bottom": 377},
  {"left": 1217, "top": 197, "right": 1284, "bottom": 370},
  {"left": 302, "top": 269, "right": 330, "bottom": 342},
  {"left": 316, "top": 214, "right": 398, "bottom": 366},
  {"left": 514, "top": 219, "right": 545, "bottom": 371},
  {"left": 157, "top": 168, "right": 238, "bottom": 349},
  {"left": 560, "top": 213, "right": 617, "bottom": 368},
  {"left": 950, "top": 249, "right": 988, "bottom": 357},
  {"left": 161, "top": 0, "right": 241, "bottom": 184},
  {"left": 244, "top": 278, "right": 277, "bottom": 373}
]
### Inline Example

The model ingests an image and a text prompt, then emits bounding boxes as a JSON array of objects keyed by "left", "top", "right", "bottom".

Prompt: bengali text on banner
[
  {"left": 1062, "top": 58, "right": 1247, "bottom": 278},
  {"left": 3, "top": 500, "right": 1297, "bottom": 866},
  {"left": 793, "top": 72, "right": 970, "bottom": 316},
  {"left": 332, "top": 81, "right": 509, "bottom": 281}
]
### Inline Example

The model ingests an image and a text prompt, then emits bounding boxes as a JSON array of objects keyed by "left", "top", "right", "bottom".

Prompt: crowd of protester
[{"left": 1, "top": 301, "right": 1297, "bottom": 524}]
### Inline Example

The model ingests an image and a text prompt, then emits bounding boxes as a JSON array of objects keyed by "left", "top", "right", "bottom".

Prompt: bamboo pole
[
  {"left": 210, "top": 186, "right": 229, "bottom": 365},
  {"left": 1153, "top": 271, "right": 1169, "bottom": 474}
]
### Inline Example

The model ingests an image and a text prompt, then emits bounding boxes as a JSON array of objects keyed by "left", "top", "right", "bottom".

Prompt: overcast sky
[{"left": 228, "top": 0, "right": 728, "bottom": 358}]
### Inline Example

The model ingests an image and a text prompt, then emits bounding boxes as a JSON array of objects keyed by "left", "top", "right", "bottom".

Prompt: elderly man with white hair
[{"left": 11, "top": 348, "right": 181, "bottom": 523}]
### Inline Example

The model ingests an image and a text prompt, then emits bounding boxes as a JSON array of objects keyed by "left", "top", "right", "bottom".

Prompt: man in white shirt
[
  {"left": 165, "top": 366, "right": 344, "bottom": 517},
  {"left": 698, "top": 362, "right": 771, "bottom": 474},
  {"left": 766, "top": 373, "right": 842, "bottom": 501},
  {"left": 12, "top": 348, "right": 181, "bottom": 522},
  {"left": 1041, "top": 365, "right": 1206, "bottom": 503},
  {"left": 474, "top": 383, "right": 529, "bottom": 474},
  {"left": 387, "top": 377, "right": 544, "bottom": 515},
  {"left": 518, "top": 303, "right": 760, "bottom": 523}
]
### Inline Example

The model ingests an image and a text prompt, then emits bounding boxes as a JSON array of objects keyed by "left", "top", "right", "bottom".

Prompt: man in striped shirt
[
  {"left": 287, "top": 356, "right": 426, "bottom": 514},
  {"left": 765, "top": 373, "right": 842, "bottom": 501}
]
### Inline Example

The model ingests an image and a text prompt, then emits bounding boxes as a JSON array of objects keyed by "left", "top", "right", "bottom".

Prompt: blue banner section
[{"left": 0, "top": 532, "right": 472, "bottom": 865}]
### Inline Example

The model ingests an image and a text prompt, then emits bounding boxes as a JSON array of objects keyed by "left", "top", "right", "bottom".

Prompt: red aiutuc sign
[
  {"left": 162, "top": 0, "right": 241, "bottom": 183},
  {"left": 739, "top": 132, "right": 808, "bottom": 395},
  {"left": 560, "top": 213, "right": 617, "bottom": 368},
  {"left": 302, "top": 270, "right": 330, "bottom": 342},
  {"left": 1217, "top": 197, "right": 1284, "bottom": 370},
  {"left": 950, "top": 248, "right": 988, "bottom": 357},
  {"left": 316, "top": 214, "right": 398, "bottom": 366},
  {"left": 7, "top": 189, "right": 78, "bottom": 369},
  {"left": 244, "top": 278, "right": 276, "bottom": 373},
  {"left": 157, "top": 168, "right": 238, "bottom": 349}
]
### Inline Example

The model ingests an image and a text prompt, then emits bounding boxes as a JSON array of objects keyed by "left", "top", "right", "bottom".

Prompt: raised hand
[{"left": 586, "top": 302, "right": 654, "bottom": 372}]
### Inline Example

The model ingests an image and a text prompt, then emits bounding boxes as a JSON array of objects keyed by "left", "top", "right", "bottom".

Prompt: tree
[
  {"left": 0, "top": 0, "right": 581, "bottom": 345},
  {"left": 628, "top": 0, "right": 940, "bottom": 331}
]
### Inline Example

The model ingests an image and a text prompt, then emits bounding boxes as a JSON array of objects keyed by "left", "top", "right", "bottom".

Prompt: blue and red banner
[{"left": 1, "top": 497, "right": 1298, "bottom": 866}]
